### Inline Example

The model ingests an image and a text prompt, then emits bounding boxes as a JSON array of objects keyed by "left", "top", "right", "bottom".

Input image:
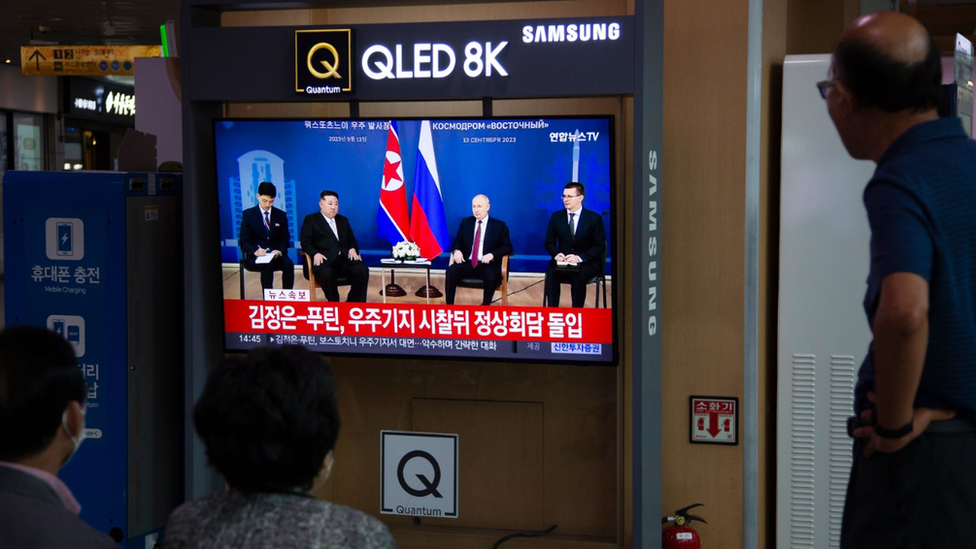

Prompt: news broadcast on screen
[{"left": 215, "top": 116, "right": 617, "bottom": 364}]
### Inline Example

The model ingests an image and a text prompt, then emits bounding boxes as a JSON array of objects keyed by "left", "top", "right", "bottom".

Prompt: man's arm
[
  {"left": 343, "top": 216, "right": 362, "bottom": 261},
  {"left": 239, "top": 211, "right": 259, "bottom": 256},
  {"left": 487, "top": 221, "right": 513, "bottom": 259},
  {"left": 852, "top": 271, "right": 954, "bottom": 456},
  {"left": 873, "top": 272, "right": 929, "bottom": 431},
  {"left": 544, "top": 213, "right": 561, "bottom": 258},
  {"left": 577, "top": 211, "right": 607, "bottom": 263},
  {"left": 270, "top": 209, "right": 290, "bottom": 255},
  {"left": 450, "top": 220, "right": 467, "bottom": 256}
]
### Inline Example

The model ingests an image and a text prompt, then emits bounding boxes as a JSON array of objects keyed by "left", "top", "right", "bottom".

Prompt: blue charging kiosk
[{"left": 4, "top": 171, "right": 182, "bottom": 547}]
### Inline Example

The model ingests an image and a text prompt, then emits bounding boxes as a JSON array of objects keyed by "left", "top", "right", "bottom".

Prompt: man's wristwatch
[{"left": 874, "top": 419, "right": 914, "bottom": 439}]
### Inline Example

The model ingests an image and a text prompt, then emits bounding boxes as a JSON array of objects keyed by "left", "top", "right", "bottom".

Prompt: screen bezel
[{"left": 212, "top": 114, "right": 619, "bottom": 366}]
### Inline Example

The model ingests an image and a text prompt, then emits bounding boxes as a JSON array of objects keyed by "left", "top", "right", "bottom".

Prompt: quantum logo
[{"left": 295, "top": 29, "right": 354, "bottom": 95}]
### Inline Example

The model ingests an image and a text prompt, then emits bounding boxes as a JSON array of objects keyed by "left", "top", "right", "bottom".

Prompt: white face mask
[{"left": 61, "top": 406, "right": 86, "bottom": 464}]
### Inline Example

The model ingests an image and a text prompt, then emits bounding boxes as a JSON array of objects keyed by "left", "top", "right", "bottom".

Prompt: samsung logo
[{"left": 522, "top": 22, "right": 621, "bottom": 43}]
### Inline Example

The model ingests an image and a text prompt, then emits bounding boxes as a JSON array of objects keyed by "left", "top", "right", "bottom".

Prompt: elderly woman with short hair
[{"left": 164, "top": 346, "right": 396, "bottom": 549}]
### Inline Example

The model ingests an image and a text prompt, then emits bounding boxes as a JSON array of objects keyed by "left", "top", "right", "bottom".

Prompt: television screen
[{"left": 215, "top": 116, "right": 616, "bottom": 364}]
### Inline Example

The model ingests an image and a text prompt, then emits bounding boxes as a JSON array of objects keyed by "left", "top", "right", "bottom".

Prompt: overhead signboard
[
  {"left": 20, "top": 45, "right": 162, "bottom": 76},
  {"left": 65, "top": 78, "right": 136, "bottom": 123},
  {"left": 189, "top": 16, "right": 634, "bottom": 101}
]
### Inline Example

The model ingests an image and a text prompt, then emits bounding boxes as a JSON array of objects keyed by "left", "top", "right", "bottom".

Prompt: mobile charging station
[{"left": 4, "top": 171, "right": 183, "bottom": 547}]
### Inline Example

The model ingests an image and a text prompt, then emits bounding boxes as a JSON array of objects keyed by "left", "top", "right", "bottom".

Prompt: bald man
[
  {"left": 823, "top": 12, "right": 976, "bottom": 548},
  {"left": 444, "top": 194, "right": 513, "bottom": 305}
]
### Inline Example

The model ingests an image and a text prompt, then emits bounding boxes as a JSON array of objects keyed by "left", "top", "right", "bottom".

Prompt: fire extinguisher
[{"left": 662, "top": 503, "right": 706, "bottom": 549}]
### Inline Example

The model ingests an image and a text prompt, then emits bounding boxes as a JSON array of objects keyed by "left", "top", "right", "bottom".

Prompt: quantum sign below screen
[{"left": 215, "top": 117, "right": 616, "bottom": 364}]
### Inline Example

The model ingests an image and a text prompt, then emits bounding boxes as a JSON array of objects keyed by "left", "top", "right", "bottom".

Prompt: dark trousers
[
  {"left": 312, "top": 259, "right": 369, "bottom": 302},
  {"left": 445, "top": 262, "right": 501, "bottom": 305},
  {"left": 841, "top": 423, "right": 976, "bottom": 548},
  {"left": 544, "top": 263, "right": 601, "bottom": 308},
  {"left": 244, "top": 254, "right": 295, "bottom": 290}
]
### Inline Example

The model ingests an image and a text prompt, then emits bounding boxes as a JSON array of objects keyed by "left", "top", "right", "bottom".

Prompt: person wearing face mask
[
  {"left": 163, "top": 345, "right": 396, "bottom": 549},
  {"left": 0, "top": 325, "right": 116, "bottom": 548}
]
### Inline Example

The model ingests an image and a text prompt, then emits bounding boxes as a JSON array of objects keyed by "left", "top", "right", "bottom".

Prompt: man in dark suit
[
  {"left": 300, "top": 190, "right": 369, "bottom": 302},
  {"left": 444, "top": 194, "right": 513, "bottom": 305},
  {"left": 239, "top": 182, "right": 295, "bottom": 292},
  {"left": 0, "top": 326, "right": 117, "bottom": 548},
  {"left": 544, "top": 182, "right": 606, "bottom": 307}
]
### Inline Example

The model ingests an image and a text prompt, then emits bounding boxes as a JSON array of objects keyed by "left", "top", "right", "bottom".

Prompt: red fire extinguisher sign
[{"left": 689, "top": 396, "right": 738, "bottom": 445}]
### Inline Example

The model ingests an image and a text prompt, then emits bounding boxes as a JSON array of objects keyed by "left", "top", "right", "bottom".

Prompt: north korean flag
[{"left": 377, "top": 121, "right": 411, "bottom": 245}]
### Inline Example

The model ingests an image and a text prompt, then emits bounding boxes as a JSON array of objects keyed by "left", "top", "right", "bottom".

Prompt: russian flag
[
  {"left": 409, "top": 120, "right": 450, "bottom": 258},
  {"left": 377, "top": 121, "right": 411, "bottom": 245}
]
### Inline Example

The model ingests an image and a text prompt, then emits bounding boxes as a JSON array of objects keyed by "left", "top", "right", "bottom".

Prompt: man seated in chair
[
  {"left": 300, "top": 190, "right": 369, "bottom": 302},
  {"left": 445, "top": 194, "right": 513, "bottom": 305},
  {"left": 239, "top": 182, "right": 295, "bottom": 292},
  {"left": 544, "top": 182, "right": 606, "bottom": 308}
]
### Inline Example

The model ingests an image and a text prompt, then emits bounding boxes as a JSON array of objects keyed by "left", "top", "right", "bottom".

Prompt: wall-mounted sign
[
  {"left": 295, "top": 29, "right": 353, "bottom": 95},
  {"left": 20, "top": 45, "right": 161, "bottom": 76},
  {"left": 65, "top": 78, "right": 136, "bottom": 123},
  {"left": 690, "top": 396, "right": 739, "bottom": 445},
  {"left": 381, "top": 431, "right": 458, "bottom": 518},
  {"left": 190, "top": 16, "right": 634, "bottom": 101}
]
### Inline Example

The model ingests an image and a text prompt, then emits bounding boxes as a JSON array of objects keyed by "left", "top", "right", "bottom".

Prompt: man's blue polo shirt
[{"left": 856, "top": 117, "right": 976, "bottom": 418}]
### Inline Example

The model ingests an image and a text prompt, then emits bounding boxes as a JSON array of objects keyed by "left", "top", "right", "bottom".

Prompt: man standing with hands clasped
[{"left": 821, "top": 12, "right": 976, "bottom": 548}]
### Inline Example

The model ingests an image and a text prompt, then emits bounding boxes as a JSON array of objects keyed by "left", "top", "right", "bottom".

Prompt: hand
[
  {"left": 853, "top": 392, "right": 956, "bottom": 457},
  {"left": 313, "top": 253, "right": 326, "bottom": 266},
  {"left": 451, "top": 250, "right": 464, "bottom": 265},
  {"left": 255, "top": 248, "right": 267, "bottom": 257},
  {"left": 348, "top": 249, "right": 361, "bottom": 261},
  {"left": 482, "top": 253, "right": 494, "bottom": 264},
  {"left": 554, "top": 253, "right": 566, "bottom": 262},
  {"left": 271, "top": 250, "right": 281, "bottom": 258},
  {"left": 565, "top": 254, "right": 580, "bottom": 265}
]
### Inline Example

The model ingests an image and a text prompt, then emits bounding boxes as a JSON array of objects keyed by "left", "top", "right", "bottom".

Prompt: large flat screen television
[{"left": 214, "top": 116, "right": 616, "bottom": 364}]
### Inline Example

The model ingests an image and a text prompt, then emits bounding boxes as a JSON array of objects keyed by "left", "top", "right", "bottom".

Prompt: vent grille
[
  {"left": 828, "top": 355, "right": 856, "bottom": 547},
  {"left": 790, "top": 354, "right": 817, "bottom": 548}
]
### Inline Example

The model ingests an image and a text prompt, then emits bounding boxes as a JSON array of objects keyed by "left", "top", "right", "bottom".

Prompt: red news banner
[{"left": 225, "top": 301, "right": 613, "bottom": 343}]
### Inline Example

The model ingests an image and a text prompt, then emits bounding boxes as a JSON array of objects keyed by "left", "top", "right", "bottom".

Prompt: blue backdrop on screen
[{"left": 214, "top": 117, "right": 613, "bottom": 273}]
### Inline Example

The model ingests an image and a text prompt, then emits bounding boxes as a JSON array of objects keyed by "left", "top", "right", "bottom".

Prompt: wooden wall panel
[
  {"left": 325, "top": 359, "right": 618, "bottom": 546},
  {"left": 786, "top": 0, "right": 847, "bottom": 55},
  {"left": 413, "top": 399, "right": 545, "bottom": 530},
  {"left": 661, "top": 0, "right": 749, "bottom": 545}
]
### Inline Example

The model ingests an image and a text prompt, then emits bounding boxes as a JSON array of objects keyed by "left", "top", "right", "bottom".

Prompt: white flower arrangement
[{"left": 392, "top": 240, "right": 421, "bottom": 260}]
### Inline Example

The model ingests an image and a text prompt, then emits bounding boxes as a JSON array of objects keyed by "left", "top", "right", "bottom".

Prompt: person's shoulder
[
  {"left": 308, "top": 501, "right": 397, "bottom": 548},
  {"left": 0, "top": 493, "right": 117, "bottom": 549}
]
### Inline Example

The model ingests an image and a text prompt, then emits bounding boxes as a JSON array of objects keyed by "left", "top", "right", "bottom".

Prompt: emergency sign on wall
[{"left": 689, "top": 396, "right": 738, "bottom": 445}]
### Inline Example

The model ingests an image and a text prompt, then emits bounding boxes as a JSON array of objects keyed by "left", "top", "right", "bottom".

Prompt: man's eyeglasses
[
  {"left": 561, "top": 194, "right": 581, "bottom": 199},
  {"left": 816, "top": 79, "right": 836, "bottom": 99}
]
